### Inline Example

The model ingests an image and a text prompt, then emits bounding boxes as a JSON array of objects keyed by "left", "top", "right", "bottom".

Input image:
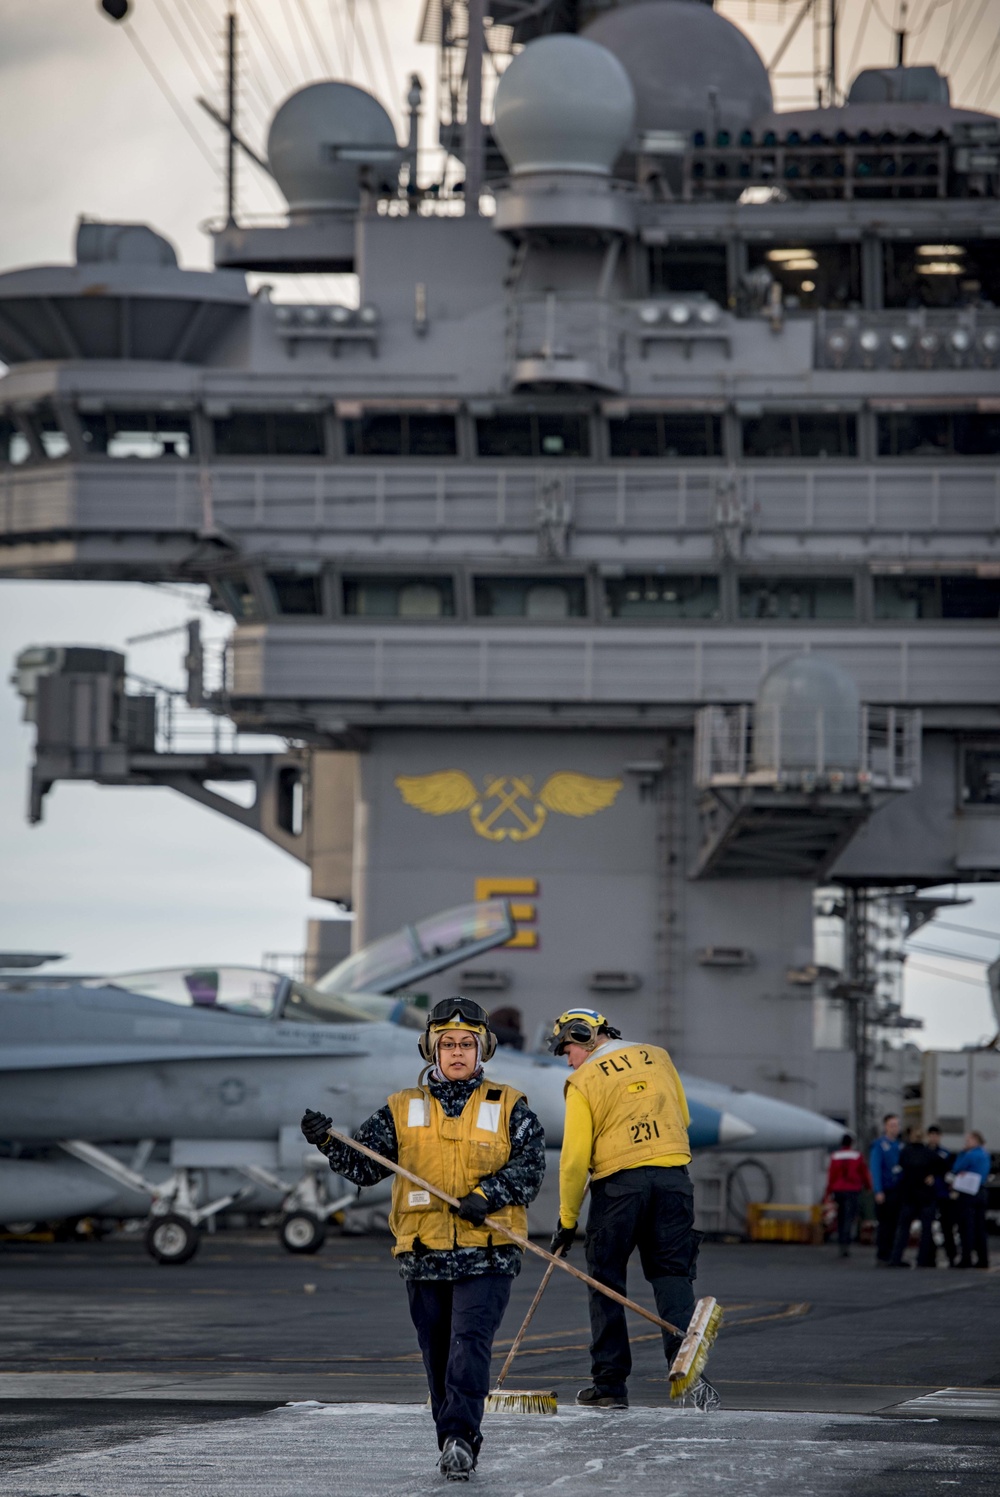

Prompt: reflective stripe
[
  {"left": 407, "top": 1097, "right": 429, "bottom": 1127},
  {"left": 477, "top": 1101, "right": 501, "bottom": 1133}
]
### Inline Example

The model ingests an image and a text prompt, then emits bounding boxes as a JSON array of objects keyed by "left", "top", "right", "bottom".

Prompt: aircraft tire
[
  {"left": 279, "top": 1210, "right": 326, "bottom": 1254},
  {"left": 146, "top": 1213, "right": 200, "bottom": 1265}
]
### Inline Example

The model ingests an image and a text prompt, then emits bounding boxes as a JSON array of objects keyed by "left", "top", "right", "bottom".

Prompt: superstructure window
[
  {"left": 747, "top": 243, "right": 862, "bottom": 311},
  {"left": 473, "top": 576, "right": 587, "bottom": 619},
  {"left": 604, "top": 573, "right": 720, "bottom": 620},
  {"left": 742, "top": 412, "right": 857, "bottom": 459},
  {"left": 214, "top": 574, "right": 257, "bottom": 620},
  {"left": 31, "top": 402, "right": 70, "bottom": 460},
  {"left": 0, "top": 416, "right": 29, "bottom": 465},
  {"left": 267, "top": 572, "right": 324, "bottom": 616},
  {"left": 962, "top": 749, "right": 1000, "bottom": 806},
  {"left": 738, "top": 576, "right": 855, "bottom": 621},
  {"left": 476, "top": 413, "right": 589, "bottom": 459},
  {"left": 883, "top": 240, "right": 1000, "bottom": 309},
  {"left": 80, "top": 410, "right": 193, "bottom": 459},
  {"left": 648, "top": 243, "right": 728, "bottom": 304},
  {"left": 608, "top": 414, "right": 722, "bottom": 458},
  {"left": 874, "top": 574, "right": 1000, "bottom": 620},
  {"left": 212, "top": 411, "right": 325, "bottom": 457},
  {"left": 877, "top": 412, "right": 1000, "bottom": 457},
  {"left": 343, "top": 413, "right": 457, "bottom": 457},
  {"left": 343, "top": 575, "right": 455, "bottom": 618}
]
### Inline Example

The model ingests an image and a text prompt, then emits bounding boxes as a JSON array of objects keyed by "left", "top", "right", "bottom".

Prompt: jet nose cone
[{"left": 718, "top": 1111, "right": 757, "bottom": 1145}]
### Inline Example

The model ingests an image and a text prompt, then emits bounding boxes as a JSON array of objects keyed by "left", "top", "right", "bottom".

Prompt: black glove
[
  {"left": 301, "top": 1109, "right": 333, "bottom": 1149},
  {"left": 451, "top": 1191, "right": 490, "bottom": 1226},
  {"left": 550, "top": 1221, "right": 577, "bottom": 1256}
]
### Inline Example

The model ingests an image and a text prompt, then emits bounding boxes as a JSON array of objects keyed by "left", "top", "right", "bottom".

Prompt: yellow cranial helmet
[
  {"left": 546, "top": 1007, "right": 621, "bottom": 1056},
  {"left": 418, "top": 996, "right": 498, "bottom": 1063}
]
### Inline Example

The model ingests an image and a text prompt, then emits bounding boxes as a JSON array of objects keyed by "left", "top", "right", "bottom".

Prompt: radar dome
[
  {"left": 267, "top": 82, "right": 399, "bottom": 217},
  {"left": 753, "top": 656, "right": 861, "bottom": 775},
  {"left": 493, "top": 35, "right": 636, "bottom": 177},
  {"left": 583, "top": 0, "right": 772, "bottom": 145}
]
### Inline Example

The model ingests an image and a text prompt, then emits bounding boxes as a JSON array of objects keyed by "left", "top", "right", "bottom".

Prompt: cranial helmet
[
  {"left": 546, "top": 1006, "right": 621, "bottom": 1056},
  {"left": 418, "top": 996, "right": 498, "bottom": 1063}
]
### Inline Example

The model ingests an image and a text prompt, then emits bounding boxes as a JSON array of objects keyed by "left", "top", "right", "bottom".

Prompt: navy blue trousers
[
  {"left": 584, "top": 1165, "right": 699, "bottom": 1397},
  {"left": 407, "top": 1274, "right": 512, "bottom": 1454}
]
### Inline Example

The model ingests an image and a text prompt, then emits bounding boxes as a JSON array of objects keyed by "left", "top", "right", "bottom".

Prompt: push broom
[{"left": 321, "top": 1125, "right": 723, "bottom": 1406}]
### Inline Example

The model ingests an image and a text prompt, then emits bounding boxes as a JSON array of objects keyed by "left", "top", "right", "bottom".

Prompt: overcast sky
[{"left": 0, "top": 0, "right": 998, "bottom": 1047}]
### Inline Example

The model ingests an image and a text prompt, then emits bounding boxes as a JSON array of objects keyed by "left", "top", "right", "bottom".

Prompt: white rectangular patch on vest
[
  {"left": 407, "top": 1190, "right": 431, "bottom": 1207},
  {"left": 476, "top": 1101, "right": 501, "bottom": 1133},
  {"left": 407, "top": 1098, "right": 428, "bottom": 1127}
]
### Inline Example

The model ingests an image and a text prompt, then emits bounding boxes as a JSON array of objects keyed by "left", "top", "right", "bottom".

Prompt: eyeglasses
[{"left": 438, "top": 1038, "right": 478, "bottom": 1052}]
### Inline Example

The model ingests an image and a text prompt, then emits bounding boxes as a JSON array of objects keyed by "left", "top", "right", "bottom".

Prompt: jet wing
[{"left": 1, "top": 1040, "right": 370, "bottom": 1070}]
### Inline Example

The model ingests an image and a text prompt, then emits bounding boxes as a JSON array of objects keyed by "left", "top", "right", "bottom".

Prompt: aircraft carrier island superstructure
[{"left": 3, "top": 0, "right": 1000, "bottom": 1203}]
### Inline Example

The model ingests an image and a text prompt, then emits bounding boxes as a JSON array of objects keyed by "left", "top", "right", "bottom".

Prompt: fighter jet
[{"left": 0, "top": 901, "right": 841, "bottom": 1262}]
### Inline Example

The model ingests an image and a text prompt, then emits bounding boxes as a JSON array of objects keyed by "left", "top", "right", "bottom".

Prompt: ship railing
[
  {"left": 677, "top": 141, "right": 950, "bottom": 202},
  {"left": 694, "top": 703, "right": 922, "bottom": 791}
]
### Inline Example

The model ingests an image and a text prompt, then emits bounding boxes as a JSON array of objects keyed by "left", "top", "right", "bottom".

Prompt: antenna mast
[{"left": 226, "top": 9, "right": 237, "bottom": 227}]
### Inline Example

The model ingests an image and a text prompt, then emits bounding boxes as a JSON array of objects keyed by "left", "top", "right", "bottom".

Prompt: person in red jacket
[{"left": 825, "top": 1132, "right": 872, "bottom": 1258}]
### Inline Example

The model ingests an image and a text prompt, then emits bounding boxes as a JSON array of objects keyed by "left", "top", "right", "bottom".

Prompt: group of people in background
[{"left": 824, "top": 1114, "right": 991, "bottom": 1268}]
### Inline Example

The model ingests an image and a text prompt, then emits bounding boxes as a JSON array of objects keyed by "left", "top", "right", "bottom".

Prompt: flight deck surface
[{"left": 0, "top": 1233, "right": 997, "bottom": 1493}]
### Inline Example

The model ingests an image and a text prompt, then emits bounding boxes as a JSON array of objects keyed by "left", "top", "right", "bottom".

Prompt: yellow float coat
[
  {"left": 559, "top": 1042, "right": 691, "bottom": 1229},
  {"left": 386, "top": 1083, "right": 528, "bottom": 1255}
]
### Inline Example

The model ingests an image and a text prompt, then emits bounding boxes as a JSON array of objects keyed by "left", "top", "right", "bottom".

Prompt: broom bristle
[
  {"left": 484, "top": 1389, "right": 558, "bottom": 1415},
  {"left": 668, "top": 1301, "right": 724, "bottom": 1401}
]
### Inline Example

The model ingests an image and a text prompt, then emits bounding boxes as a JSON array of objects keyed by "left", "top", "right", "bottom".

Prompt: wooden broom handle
[
  {"left": 493, "top": 1256, "right": 559, "bottom": 1392},
  {"left": 323, "top": 1125, "right": 685, "bottom": 1339}
]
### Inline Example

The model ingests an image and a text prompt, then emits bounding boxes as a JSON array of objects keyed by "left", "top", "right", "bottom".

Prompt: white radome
[
  {"left": 493, "top": 35, "right": 637, "bottom": 178},
  {"left": 267, "top": 81, "right": 399, "bottom": 215}
]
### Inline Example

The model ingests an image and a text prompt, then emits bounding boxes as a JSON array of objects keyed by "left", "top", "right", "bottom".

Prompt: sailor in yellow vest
[
  {"left": 547, "top": 1007, "right": 718, "bottom": 1410},
  {"left": 301, "top": 997, "right": 545, "bottom": 1482}
]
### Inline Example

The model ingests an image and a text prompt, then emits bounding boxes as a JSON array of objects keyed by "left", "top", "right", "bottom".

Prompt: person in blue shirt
[
  {"left": 951, "top": 1130, "right": 991, "bottom": 1270},
  {"left": 869, "top": 1113, "right": 903, "bottom": 1264},
  {"left": 925, "top": 1126, "right": 957, "bottom": 1266}
]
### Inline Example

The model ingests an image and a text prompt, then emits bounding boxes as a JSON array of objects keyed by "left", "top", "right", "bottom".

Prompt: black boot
[
  {"left": 439, "top": 1437, "right": 475, "bottom": 1481},
  {"left": 576, "top": 1385, "right": 628, "bottom": 1409}
]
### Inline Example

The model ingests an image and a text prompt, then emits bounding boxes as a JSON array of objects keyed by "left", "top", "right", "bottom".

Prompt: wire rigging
[
  {"left": 243, "top": 0, "right": 298, "bottom": 92},
  {"left": 151, "top": 0, "right": 216, "bottom": 94},
  {"left": 121, "top": 19, "right": 222, "bottom": 177},
  {"left": 928, "top": 920, "right": 1000, "bottom": 941},
  {"left": 280, "top": 0, "right": 315, "bottom": 79},
  {"left": 326, "top": 0, "right": 350, "bottom": 74},
  {"left": 295, "top": 0, "right": 335, "bottom": 74},
  {"left": 971, "top": 25, "right": 1000, "bottom": 105},
  {"left": 846, "top": 0, "right": 875, "bottom": 85},
  {"left": 906, "top": 960, "right": 993, "bottom": 988},
  {"left": 941, "top": 0, "right": 990, "bottom": 75},
  {"left": 346, "top": 0, "right": 380, "bottom": 92},
  {"left": 369, "top": 0, "right": 400, "bottom": 103}
]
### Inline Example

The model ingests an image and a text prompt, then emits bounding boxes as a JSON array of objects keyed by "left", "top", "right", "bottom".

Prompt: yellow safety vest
[
  {"left": 386, "top": 1082, "right": 528, "bottom": 1256},
  {"left": 565, "top": 1041, "right": 690, "bottom": 1180}
]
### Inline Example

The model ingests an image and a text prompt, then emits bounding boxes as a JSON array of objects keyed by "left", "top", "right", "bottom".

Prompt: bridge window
[
  {"left": 80, "top": 410, "right": 193, "bottom": 459},
  {"left": 214, "top": 574, "right": 258, "bottom": 620},
  {"left": 742, "top": 412, "right": 857, "bottom": 459},
  {"left": 343, "top": 412, "right": 458, "bottom": 457},
  {"left": 604, "top": 573, "right": 720, "bottom": 620},
  {"left": 476, "top": 413, "right": 589, "bottom": 459},
  {"left": 877, "top": 411, "right": 1000, "bottom": 457},
  {"left": 29, "top": 402, "right": 70, "bottom": 460},
  {"left": 267, "top": 572, "right": 324, "bottom": 616},
  {"left": 738, "top": 575, "right": 855, "bottom": 620},
  {"left": 0, "top": 416, "right": 29, "bottom": 465},
  {"left": 874, "top": 574, "right": 1000, "bottom": 620},
  {"left": 473, "top": 576, "right": 588, "bottom": 619},
  {"left": 648, "top": 243, "right": 728, "bottom": 304},
  {"left": 343, "top": 575, "right": 455, "bottom": 618},
  {"left": 212, "top": 411, "right": 325, "bottom": 457},
  {"left": 883, "top": 239, "right": 1000, "bottom": 310},
  {"left": 608, "top": 413, "right": 723, "bottom": 458},
  {"left": 962, "top": 748, "right": 1000, "bottom": 807},
  {"left": 747, "top": 243, "right": 861, "bottom": 311}
]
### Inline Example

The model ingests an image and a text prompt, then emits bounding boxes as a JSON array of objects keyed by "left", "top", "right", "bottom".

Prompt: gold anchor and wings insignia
[{"left": 394, "top": 771, "right": 623, "bottom": 842}]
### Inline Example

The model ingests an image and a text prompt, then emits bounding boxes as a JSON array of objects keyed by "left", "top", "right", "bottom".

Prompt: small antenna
[{"left": 226, "top": 9, "right": 237, "bottom": 227}]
